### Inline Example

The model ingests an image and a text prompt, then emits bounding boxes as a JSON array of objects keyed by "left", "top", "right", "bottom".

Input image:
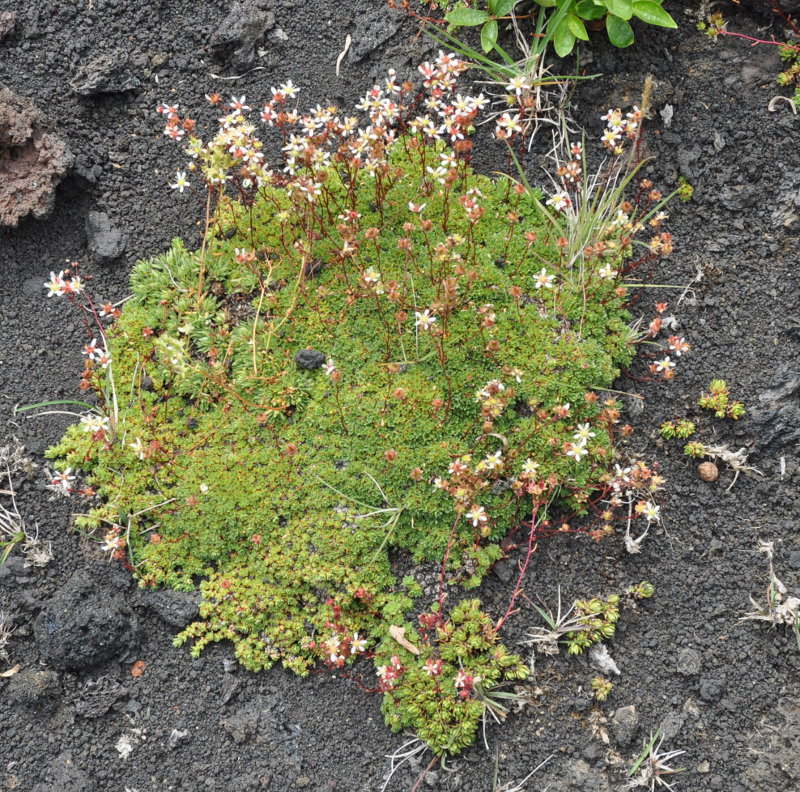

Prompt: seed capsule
[{"left": 698, "top": 461, "right": 719, "bottom": 482}]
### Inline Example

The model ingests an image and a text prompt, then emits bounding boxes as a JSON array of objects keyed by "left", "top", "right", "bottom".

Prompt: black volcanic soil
[{"left": 1, "top": 2, "right": 799, "bottom": 791}]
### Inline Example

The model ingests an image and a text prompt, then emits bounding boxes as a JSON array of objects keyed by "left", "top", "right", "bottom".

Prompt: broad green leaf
[
  {"left": 446, "top": 7, "right": 491, "bottom": 26},
  {"left": 606, "top": 0, "right": 633, "bottom": 20},
  {"left": 534, "top": 0, "right": 559, "bottom": 7},
  {"left": 481, "top": 19, "right": 499, "bottom": 52},
  {"left": 631, "top": 0, "right": 677, "bottom": 27},
  {"left": 490, "top": 0, "right": 519, "bottom": 17},
  {"left": 566, "top": 14, "right": 590, "bottom": 40},
  {"left": 606, "top": 13, "right": 634, "bottom": 46},
  {"left": 553, "top": 20, "right": 576, "bottom": 57},
  {"left": 575, "top": 0, "right": 607, "bottom": 20}
]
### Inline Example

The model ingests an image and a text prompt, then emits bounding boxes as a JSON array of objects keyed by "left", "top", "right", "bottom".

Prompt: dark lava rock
[
  {"left": 676, "top": 648, "right": 703, "bottom": 676},
  {"left": 294, "top": 348, "right": 326, "bottom": 370},
  {"left": 349, "top": 5, "right": 402, "bottom": 62},
  {"left": 699, "top": 677, "right": 726, "bottom": 702},
  {"left": 210, "top": 0, "right": 275, "bottom": 69},
  {"left": 0, "top": 84, "right": 73, "bottom": 227},
  {"left": 74, "top": 675, "right": 128, "bottom": 718},
  {"left": 0, "top": 11, "right": 16, "bottom": 40},
  {"left": 31, "top": 752, "right": 95, "bottom": 792},
  {"left": 611, "top": 705, "right": 639, "bottom": 746},
  {"left": 139, "top": 588, "right": 201, "bottom": 629},
  {"left": 34, "top": 569, "right": 136, "bottom": 671},
  {"left": 7, "top": 668, "right": 61, "bottom": 711},
  {"left": 70, "top": 51, "right": 141, "bottom": 96},
  {"left": 85, "top": 211, "right": 127, "bottom": 260},
  {"left": 771, "top": 169, "right": 800, "bottom": 229},
  {"left": 751, "top": 364, "right": 800, "bottom": 448}
]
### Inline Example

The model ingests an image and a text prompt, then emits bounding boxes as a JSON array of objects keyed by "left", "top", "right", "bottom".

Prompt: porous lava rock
[
  {"left": 0, "top": 84, "right": 73, "bottom": 227},
  {"left": 210, "top": 0, "right": 275, "bottom": 69},
  {"left": 34, "top": 569, "right": 137, "bottom": 671}
]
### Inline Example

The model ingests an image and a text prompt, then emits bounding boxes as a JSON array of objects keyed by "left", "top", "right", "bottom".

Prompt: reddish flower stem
[
  {"left": 716, "top": 29, "right": 800, "bottom": 52},
  {"left": 494, "top": 498, "right": 542, "bottom": 632}
]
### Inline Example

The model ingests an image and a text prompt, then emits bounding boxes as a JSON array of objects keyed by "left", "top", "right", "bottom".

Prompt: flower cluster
[
  {"left": 158, "top": 52, "right": 489, "bottom": 204},
  {"left": 82, "top": 338, "right": 112, "bottom": 369},
  {"left": 45, "top": 269, "right": 84, "bottom": 297},
  {"left": 600, "top": 106, "right": 642, "bottom": 154}
]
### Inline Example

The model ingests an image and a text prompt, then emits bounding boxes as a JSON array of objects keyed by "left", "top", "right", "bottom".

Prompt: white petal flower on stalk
[
  {"left": 533, "top": 268, "right": 555, "bottom": 290},
  {"left": 170, "top": 171, "right": 190, "bottom": 193},
  {"left": 414, "top": 310, "right": 437, "bottom": 332}
]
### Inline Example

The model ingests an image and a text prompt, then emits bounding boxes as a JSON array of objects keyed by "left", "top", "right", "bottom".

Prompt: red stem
[{"left": 495, "top": 499, "right": 541, "bottom": 632}]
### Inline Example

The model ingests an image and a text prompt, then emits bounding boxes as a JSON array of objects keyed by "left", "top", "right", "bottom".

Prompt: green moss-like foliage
[
  {"left": 49, "top": 128, "right": 634, "bottom": 750},
  {"left": 378, "top": 599, "right": 529, "bottom": 756}
]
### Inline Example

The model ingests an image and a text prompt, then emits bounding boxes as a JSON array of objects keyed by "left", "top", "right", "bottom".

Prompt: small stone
[
  {"left": 295, "top": 776, "right": 311, "bottom": 788},
  {"left": 294, "top": 349, "right": 326, "bottom": 370},
  {"left": 0, "top": 11, "right": 16, "bottom": 40},
  {"left": 697, "top": 761, "right": 711, "bottom": 774},
  {"left": 698, "top": 462, "right": 719, "bottom": 482},
  {"left": 85, "top": 211, "right": 127, "bottom": 260},
  {"left": 676, "top": 648, "right": 702, "bottom": 676},
  {"left": 611, "top": 705, "right": 639, "bottom": 746},
  {"left": 7, "top": 668, "right": 60, "bottom": 710},
  {"left": 699, "top": 677, "right": 725, "bottom": 701},
  {"left": 210, "top": 0, "right": 275, "bottom": 68},
  {"left": 70, "top": 50, "right": 140, "bottom": 95}
]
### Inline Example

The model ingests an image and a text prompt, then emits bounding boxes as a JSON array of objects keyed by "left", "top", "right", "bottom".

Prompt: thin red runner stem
[
  {"left": 437, "top": 515, "right": 461, "bottom": 623},
  {"left": 495, "top": 499, "right": 541, "bottom": 632},
  {"left": 717, "top": 29, "right": 800, "bottom": 52}
]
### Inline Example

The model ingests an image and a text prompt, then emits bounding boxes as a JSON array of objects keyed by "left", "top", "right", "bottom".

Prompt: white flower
[
  {"left": 408, "top": 202, "right": 427, "bottom": 213},
  {"left": 351, "top": 633, "right": 367, "bottom": 654},
  {"left": 325, "top": 358, "right": 337, "bottom": 376},
  {"left": 363, "top": 267, "right": 381, "bottom": 284},
  {"left": 655, "top": 357, "right": 675, "bottom": 373},
  {"left": 44, "top": 271, "right": 65, "bottom": 297},
  {"left": 52, "top": 468, "right": 75, "bottom": 493},
  {"left": 546, "top": 192, "right": 571, "bottom": 212},
  {"left": 521, "top": 458, "right": 539, "bottom": 476},
  {"left": 598, "top": 264, "right": 616, "bottom": 280},
  {"left": 565, "top": 443, "right": 588, "bottom": 461},
  {"left": 495, "top": 112, "right": 523, "bottom": 135},
  {"left": 465, "top": 504, "right": 488, "bottom": 527},
  {"left": 414, "top": 309, "right": 437, "bottom": 331},
  {"left": 80, "top": 414, "right": 110, "bottom": 434},
  {"left": 533, "top": 268, "right": 555, "bottom": 290},
  {"left": 573, "top": 423, "right": 596, "bottom": 444},
  {"left": 640, "top": 501, "right": 660, "bottom": 522},
  {"left": 505, "top": 75, "right": 529, "bottom": 96},
  {"left": 129, "top": 438, "right": 145, "bottom": 460},
  {"left": 170, "top": 171, "right": 190, "bottom": 193},
  {"left": 482, "top": 450, "right": 503, "bottom": 470}
]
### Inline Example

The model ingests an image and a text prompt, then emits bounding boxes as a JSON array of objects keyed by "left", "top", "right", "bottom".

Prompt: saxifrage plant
[{"left": 42, "top": 54, "right": 680, "bottom": 756}]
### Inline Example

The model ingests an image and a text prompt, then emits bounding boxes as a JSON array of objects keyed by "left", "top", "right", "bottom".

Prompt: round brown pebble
[{"left": 698, "top": 461, "right": 719, "bottom": 482}]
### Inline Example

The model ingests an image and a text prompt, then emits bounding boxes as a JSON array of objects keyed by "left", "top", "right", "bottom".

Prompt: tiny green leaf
[
  {"left": 631, "top": 0, "right": 677, "bottom": 28},
  {"left": 575, "top": 0, "right": 607, "bottom": 20},
  {"left": 490, "top": 0, "right": 519, "bottom": 17},
  {"left": 553, "top": 20, "right": 577, "bottom": 57},
  {"left": 607, "top": 0, "right": 633, "bottom": 20},
  {"left": 606, "top": 14, "right": 634, "bottom": 47},
  {"left": 481, "top": 19, "right": 499, "bottom": 53},
  {"left": 446, "top": 7, "right": 491, "bottom": 26},
  {"left": 567, "top": 14, "right": 590, "bottom": 41}
]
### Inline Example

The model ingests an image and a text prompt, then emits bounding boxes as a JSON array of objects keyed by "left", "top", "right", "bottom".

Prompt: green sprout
[
  {"left": 699, "top": 379, "right": 746, "bottom": 419},
  {"left": 591, "top": 675, "right": 613, "bottom": 702},
  {"left": 676, "top": 177, "right": 694, "bottom": 202}
]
